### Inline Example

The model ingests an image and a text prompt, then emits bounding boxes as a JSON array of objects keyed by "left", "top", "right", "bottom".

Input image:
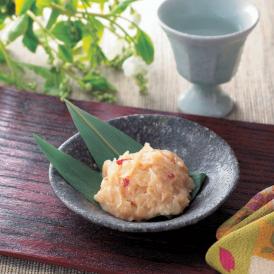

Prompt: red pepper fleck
[
  {"left": 116, "top": 158, "right": 131, "bottom": 165},
  {"left": 122, "top": 177, "right": 130, "bottom": 187},
  {"left": 130, "top": 201, "right": 136, "bottom": 207},
  {"left": 167, "top": 173, "right": 175, "bottom": 179}
]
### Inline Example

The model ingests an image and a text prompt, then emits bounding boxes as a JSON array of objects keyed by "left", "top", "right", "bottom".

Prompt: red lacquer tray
[{"left": 0, "top": 87, "right": 273, "bottom": 273}]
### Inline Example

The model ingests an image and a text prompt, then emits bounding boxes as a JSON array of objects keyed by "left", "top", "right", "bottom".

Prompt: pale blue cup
[{"left": 158, "top": 0, "right": 259, "bottom": 117}]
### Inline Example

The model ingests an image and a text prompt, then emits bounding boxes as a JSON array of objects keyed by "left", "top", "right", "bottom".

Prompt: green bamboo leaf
[
  {"left": 65, "top": 100, "right": 143, "bottom": 169},
  {"left": 135, "top": 29, "right": 154, "bottom": 64},
  {"left": 34, "top": 134, "right": 102, "bottom": 202},
  {"left": 190, "top": 172, "right": 207, "bottom": 199}
]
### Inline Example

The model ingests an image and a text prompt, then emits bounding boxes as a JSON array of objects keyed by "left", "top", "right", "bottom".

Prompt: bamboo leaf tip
[{"left": 33, "top": 133, "right": 40, "bottom": 141}]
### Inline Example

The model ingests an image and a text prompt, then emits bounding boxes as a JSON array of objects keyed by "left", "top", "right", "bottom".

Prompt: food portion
[{"left": 94, "top": 143, "right": 194, "bottom": 221}]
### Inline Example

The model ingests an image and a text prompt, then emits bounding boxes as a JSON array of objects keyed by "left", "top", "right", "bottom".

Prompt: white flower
[{"left": 122, "top": 56, "right": 148, "bottom": 77}]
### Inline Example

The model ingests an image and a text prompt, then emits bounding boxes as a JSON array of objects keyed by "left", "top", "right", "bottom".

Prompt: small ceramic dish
[{"left": 49, "top": 114, "right": 239, "bottom": 232}]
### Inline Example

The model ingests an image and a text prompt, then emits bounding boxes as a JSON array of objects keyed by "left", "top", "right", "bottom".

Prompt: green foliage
[
  {"left": 110, "top": 0, "right": 138, "bottom": 15},
  {"left": 0, "top": 1, "right": 15, "bottom": 17},
  {"left": 135, "top": 29, "right": 154, "bottom": 64},
  {"left": 0, "top": 0, "right": 154, "bottom": 101},
  {"left": 36, "top": 0, "right": 51, "bottom": 10},
  {"left": 24, "top": 63, "right": 71, "bottom": 98},
  {"left": 46, "top": 9, "right": 59, "bottom": 29},
  {"left": 34, "top": 134, "right": 102, "bottom": 202},
  {"left": 6, "top": 15, "right": 28, "bottom": 43},
  {"left": 22, "top": 17, "right": 39, "bottom": 52},
  {"left": 65, "top": 100, "right": 143, "bottom": 168},
  {"left": 190, "top": 172, "right": 207, "bottom": 199},
  {"left": 82, "top": 72, "right": 116, "bottom": 93},
  {"left": 58, "top": 44, "right": 73, "bottom": 62},
  {"left": 0, "top": 50, "right": 5, "bottom": 63},
  {"left": 15, "top": 0, "right": 35, "bottom": 15},
  {"left": 52, "top": 21, "right": 82, "bottom": 48}
]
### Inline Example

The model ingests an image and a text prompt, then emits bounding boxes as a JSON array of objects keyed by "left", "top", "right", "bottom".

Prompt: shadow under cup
[{"left": 158, "top": 0, "right": 259, "bottom": 117}]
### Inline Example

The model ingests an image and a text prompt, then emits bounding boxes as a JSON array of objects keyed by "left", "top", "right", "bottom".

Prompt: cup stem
[{"left": 178, "top": 84, "right": 234, "bottom": 118}]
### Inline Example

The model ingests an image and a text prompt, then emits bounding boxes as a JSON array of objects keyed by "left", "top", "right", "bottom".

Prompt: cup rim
[{"left": 157, "top": 0, "right": 260, "bottom": 41}]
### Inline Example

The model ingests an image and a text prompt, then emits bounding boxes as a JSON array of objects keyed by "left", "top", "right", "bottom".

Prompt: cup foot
[{"left": 178, "top": 84, "right": 234, "bottom": 118}]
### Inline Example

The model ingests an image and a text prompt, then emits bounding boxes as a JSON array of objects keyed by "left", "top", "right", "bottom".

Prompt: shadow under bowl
[{"left": 49, "top": 114, "right": 239, "bottom": 232}]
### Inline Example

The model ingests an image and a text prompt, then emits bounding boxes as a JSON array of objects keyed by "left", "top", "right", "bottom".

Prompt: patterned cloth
[{"left": 206, "top": 185, "right": 274, "bottom": 274}]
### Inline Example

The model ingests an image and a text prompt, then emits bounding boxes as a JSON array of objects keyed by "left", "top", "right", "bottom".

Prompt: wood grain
[
  {"left": 0, "top": 87, "right": 274, "bottom": 273},
  {"left": 7, "top": 0, "right": 274, "bottom": 125},
  {"left": 1, "top": 0, "right": 274, "bottom": 272}
]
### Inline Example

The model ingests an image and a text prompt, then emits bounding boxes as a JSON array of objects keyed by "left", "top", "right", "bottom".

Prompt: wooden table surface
[{"left": 0, "top": 0, "right": 273, "bottom": 273}]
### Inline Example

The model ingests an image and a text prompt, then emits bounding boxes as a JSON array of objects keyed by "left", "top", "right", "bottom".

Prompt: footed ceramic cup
[{"left": 158, "top": 0, "right": 259, "bottom": 117}]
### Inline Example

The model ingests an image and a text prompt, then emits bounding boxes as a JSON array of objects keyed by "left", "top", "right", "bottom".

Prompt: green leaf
[
  {"left": 51, "top": 21, "right": 82, "bottom": 48},
  {"left": 23, "top": 63, "right": 53, "bottom": 79},
  {"left": 135, "top": 29, "right": 154, "bottom": 64},
  {"left": 86, "top": 17, "right": 104, "bottom": 40},
  {"left": 0, "top": 1, "right": 15, "bottom": 17},
  {"left": 15, "top": 0, "right": 34, "bottom": 15},
  {"left": 92, "top": 91, "right": 117, "bottom": 103},
  {"left": 43, "top": 68, "right": 63, "bottom": 95},
  {"left": 22, "top": 18, "right": 38, "bottom": 52},
  {"left": 58, "top": 45, "right": 73, "bottom": 63},
  {"left": 64, "top": 0, "right": 78, "bottom": 13},
  {"left": 0, "top": 15, "right": 6, "bottom": 30},
  {"left": 23, "top": 64, "right": 67, "bottom": 96},
  {"left": 0, "top": 50, "right": 4, "bottom": 63},
  {"left": 41, "top": 68, "right": 71, "bottom": 97},
  {"left": 36, "top": 0, "right": 51, "bottom": 9},
  {"left": 34, "top": 134, "right": 102, "bottom": 202},
  {"left": 7, "top": 15, "right": 28, "bottom": 43},
  {"left": 190, "top": 172, "right": 207, "bottom": 199},
  {"left": 83, "top": 72, "right": 116, "bottom": 93},
  {"left": 111, "top": 0, "right": 137, "bottom": 15},
  {"left": 0, "top": 72, "right": 15, "bottom": 84},
  {"left": 46, "top": 9, "right": 59, "bottom": 29},
  {"left": 82, "top": 35, "right": 92, "bottom": 57},
  {"left": 64, "top": 100, "right": 143, "bottom": 169}
]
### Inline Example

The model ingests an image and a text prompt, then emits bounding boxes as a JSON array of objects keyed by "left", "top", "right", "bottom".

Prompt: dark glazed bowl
[{"left": 49, "top": 114, "right": 239, "bottom": 232}]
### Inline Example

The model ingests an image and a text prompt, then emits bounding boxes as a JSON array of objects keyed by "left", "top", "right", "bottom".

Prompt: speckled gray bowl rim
[{"left": 49, "top": 114, "right": 239, "bottom": 232}]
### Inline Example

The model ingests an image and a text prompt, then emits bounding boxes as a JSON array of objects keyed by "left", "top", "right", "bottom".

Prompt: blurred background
[{"left": 1, "top": 0, "right": 273, "bottom": 122}]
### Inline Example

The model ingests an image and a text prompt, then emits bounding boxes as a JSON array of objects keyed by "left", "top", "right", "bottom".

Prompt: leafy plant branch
[{"left": 0, "top": 0, "right": 154, "bottom": 102}]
